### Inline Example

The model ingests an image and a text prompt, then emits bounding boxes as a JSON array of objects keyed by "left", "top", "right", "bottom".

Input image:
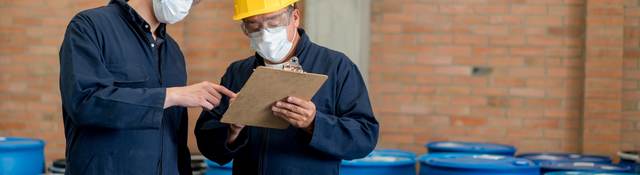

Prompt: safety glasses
[{"left": 241, "top": 8, "right": 293, "bottom": 34}]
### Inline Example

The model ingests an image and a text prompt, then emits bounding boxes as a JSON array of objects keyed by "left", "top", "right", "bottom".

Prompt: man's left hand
[{"left": 272, "top": 96, "right": 316, "bottom": 133}]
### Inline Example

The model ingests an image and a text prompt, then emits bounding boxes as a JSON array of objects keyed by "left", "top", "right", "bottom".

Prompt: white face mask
[
  {"left": 152, "top": 0, "right": 193, "bottom": 24},
  {"left": 249, "top": 26, "right": 294, "bottom": 64}
]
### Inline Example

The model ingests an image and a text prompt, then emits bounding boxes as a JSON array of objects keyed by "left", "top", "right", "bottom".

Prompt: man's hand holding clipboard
[{"left": 221, "top": 66, "right": 328, "bottom": 129}]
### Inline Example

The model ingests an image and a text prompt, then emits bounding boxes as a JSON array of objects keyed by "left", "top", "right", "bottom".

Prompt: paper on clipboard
[{"left": 221, "top": 66, "right": 328, "bottom": 129}]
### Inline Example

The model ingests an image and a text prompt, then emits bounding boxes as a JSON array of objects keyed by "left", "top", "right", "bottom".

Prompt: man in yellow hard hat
[{"left": 195, "top": 0, "right": 379, "bottom": 174}]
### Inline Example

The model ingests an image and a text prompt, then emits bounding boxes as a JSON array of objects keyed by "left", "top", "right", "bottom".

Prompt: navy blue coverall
[
  {"left": 195, "top": 29, "right": 379, "bottom": 175},
  {"left": 59, "top": 0, "right": 191, "bottom": 174}
]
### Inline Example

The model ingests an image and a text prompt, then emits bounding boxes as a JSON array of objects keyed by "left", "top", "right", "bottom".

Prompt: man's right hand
[{"left": 164, "top": 81, "right": 236, "bottom": 110}]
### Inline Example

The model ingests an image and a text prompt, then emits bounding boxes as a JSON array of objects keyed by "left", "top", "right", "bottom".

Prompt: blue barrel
[
  {"left": 205, "top": 159, "right": 232, "bottom": 175},
  {"left": 426, "top": 141, "right": 517, "bottom": 156},
  {"left": 340, "top": 149, "right": 416, "bottom": 175},
  {"left": 48, "top": 159, "right": 66, "bottom": 174},
  {"left": 0, "top": 137, "right": 45, "bottom": 175},
  {"left": 517, "top": 153, "right": 612, "bottom": 164},
  {"left": 419, "top": 153, "right": 539, "bottom": 175},
  {"left": 540, "top": 161, "right": 633, "bottom": 174},
  {"left": 617, "top": 151, "right": 639, "bottom": 174},
  {"left": 545, "top": 171, "right": 637, "bottom": 175}
]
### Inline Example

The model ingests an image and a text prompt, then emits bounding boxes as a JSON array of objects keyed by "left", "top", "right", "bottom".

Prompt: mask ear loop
[{"left": 284, "top": 7, "right": 298, "bottom": 47}]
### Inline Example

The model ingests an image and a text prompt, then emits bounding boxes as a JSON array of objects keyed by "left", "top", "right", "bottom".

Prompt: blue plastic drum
[
  {"left": 540, "top": 161, "right": 633, "bottom": 174},
  {"left": 617, "top": 151, "right": 639, "bottom": 174},
  {"left": 205, "top": 159, "right": 232, "bottom": 175},
  {"left": 0, "top": 137, "right": 46, "bottom": 175},
  {"left": 544, "top": 171, "right": 637, "bottom": 175},
  {"left": 419, "top": 153, "right": 540, "bottom": 175},
  {"left": 518, "top": 153, "right": 612, "bottom": 164},
  {"left": 426, "top": 141, "right": 517, "bottom": 156},
  {"left": 340, "top": 149, "right": 416, "bottom": 175}
]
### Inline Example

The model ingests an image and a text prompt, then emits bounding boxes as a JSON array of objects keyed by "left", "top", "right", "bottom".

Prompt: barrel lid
[
  {"left": 426, "top": 141, "right": 516, "bottom": 155},
  {"left": 205, "top": 159, "right": 232, "bottom": 169},
  {"left": 0, "top": 137, "right": 45, "bottom": 150},
  {"left": 518, "top": 153, "right": 612, "bottom": 164},
  {"left": 419, "top": 153, "right": 538, "bottom": 171},
  {"left": 544, "top": 171, "right": 637, "bottom": 175},
  {"left": 341, "top": 149, "right": 416, "bottom": 167},
  {"left": 541, "top": 162, "right": 632, "bottom": 172},
  {"left": 617, "top": 151, "right": 639, "bottom": 162}
]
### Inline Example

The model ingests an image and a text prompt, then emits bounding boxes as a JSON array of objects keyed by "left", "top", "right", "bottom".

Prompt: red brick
[
  {"left": 588, "top": 6, "right": 625, "bottom": 16},
  {"left": 526, "top": 16, "right": 563, "bottom": 26},
  {"left": 454, "top": 34, "right": 489, "bottom": 45},
  {"left": 440, "top": 4, "right": 473, "bottom": 15},
  {"left": 511, "top": 5, "right": 548, "bottom": 15},
  {"left": 472, "top": 88, "right": 509, "bottom": 96},
  {"left": 489, "top": 35, "right": 526, "bottom": 46},
  {"left": 492, "top": 77, "right": 527, "bottom": 87},
  {"left": 488, "top": 57, "right": 525, "bottom": 67},
  {"left": 451, "top": 96, "right": 488, "bottom": 106},
  {"left": 473, "top": 25, "right": 510, "bottom": 35},
  {"left": 436, "top": 106, "right": 471, "bottom": 115},
  {"left": 489, "top": 16, "right": 523, "bottom": 25},
  {"left": 474, "top": 5, "right": 509, "bottom": 14},
  {"left": 472, "top": 47, "right": 508, "bottom": 56},
  {"left": 510, "top": 88, "right": 546, "bottom": 97},
  {"left": 436, "top": 87, "right": 472, "bottom": 95},
  {"left": 472, "top": 107, "right": 507, "bottom": 116},
  {"left": 587, "top": 16, "right": 624, "bottom": 25},
  {"left": 451, "top": 116, "right": 488, "bottom": 127},
  {"left": 524, "top": 119, "right": 560, "bottom": 129},
  {"left": 453, "top": 16, "right": 489, "bottom": 25}
]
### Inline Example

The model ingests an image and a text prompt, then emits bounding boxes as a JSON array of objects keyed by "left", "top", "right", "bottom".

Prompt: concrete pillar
[{"left": 303, "top": 0, "right": 371, "bottom": 83}]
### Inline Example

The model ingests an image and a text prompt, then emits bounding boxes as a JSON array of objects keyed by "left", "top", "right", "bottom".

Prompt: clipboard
[{"left": 221, "top": 66, "right": 328, "bottom": 129}]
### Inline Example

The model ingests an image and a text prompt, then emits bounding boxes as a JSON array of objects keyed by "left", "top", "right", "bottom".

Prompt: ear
[{"left": 292, "top": 9, "right": 301, "bottom": 28}]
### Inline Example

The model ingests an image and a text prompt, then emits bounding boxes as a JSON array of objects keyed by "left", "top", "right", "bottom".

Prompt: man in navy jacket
[
  {"left": 195, "top": 1, "right": 379, "bottom": 174},
  {"left": 59, "top": 0, "right": 235, "bottom": 174}
]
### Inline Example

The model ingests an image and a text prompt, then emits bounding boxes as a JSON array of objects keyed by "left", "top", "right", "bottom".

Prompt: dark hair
[{"left": 287, "top": 3, "right": 298, "bottom": 14}]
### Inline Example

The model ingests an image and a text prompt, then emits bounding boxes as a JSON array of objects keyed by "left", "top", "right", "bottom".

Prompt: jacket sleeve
[
  {"left": 308, "top": 63, "right": 379, "bottom": 160},
  {"left": 59, "top": 14, "right": 166, "bottom": 129},
  {"left": 195, "top": 64, "right": 249, "bottom": 166}
]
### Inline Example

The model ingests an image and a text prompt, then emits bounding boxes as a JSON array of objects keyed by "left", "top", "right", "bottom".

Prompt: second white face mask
[
  {"left": 153, "top": 0, "right": 193, "bottom": 24},
  {"left": 249, "top": 26, "right": 293, "bottom": 64}
]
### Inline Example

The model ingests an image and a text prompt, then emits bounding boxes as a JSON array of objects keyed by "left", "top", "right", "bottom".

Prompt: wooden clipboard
[{"left": 221, "top": 67, "right": 328, "bottom": 129}]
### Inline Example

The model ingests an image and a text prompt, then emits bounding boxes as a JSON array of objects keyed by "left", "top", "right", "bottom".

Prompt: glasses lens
[{"left": 242, "top": 11, "right": 291, "bottom": 33}]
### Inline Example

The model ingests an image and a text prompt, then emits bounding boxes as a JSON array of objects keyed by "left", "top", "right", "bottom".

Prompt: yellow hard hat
[{"left": 233, "top": 0, "right": 299, "bottom": 20}]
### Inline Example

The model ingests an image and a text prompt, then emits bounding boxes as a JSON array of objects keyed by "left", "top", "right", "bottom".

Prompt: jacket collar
[{"left": 110, "top": 0, "right": 167, "bottom": 38}]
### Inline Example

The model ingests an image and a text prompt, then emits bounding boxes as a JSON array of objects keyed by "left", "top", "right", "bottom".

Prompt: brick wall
[
  {"left": 371, "top": 0, "right": 586, "bottom": 154},
  {"left": 623, "top": 0, "right": 640, "bottom": 151},
  {"left": 582, "top": 0, "right": 625, "bottom": 156},
  {"left": 0, "top": 0, "right": 106, "bottom": 162},
  {"left": 0, "top": 0, "right": 248, "bottom": 162},
  {"left": 0, "top": 0, "right": 638, "bottom": 164}
]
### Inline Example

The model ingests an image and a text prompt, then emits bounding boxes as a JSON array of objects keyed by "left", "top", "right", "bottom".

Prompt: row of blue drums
[
  {"left": 202, "top": 141, "right": 639, "bottom": 175},
  {"left": 337, "top": 141, "right": 640, "bottom": 175},
  {"left": 1, "top": 137, "right": 637, "bottom": 175}
]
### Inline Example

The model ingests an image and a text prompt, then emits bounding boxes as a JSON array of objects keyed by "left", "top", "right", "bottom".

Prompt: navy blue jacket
[
  {"left": 59, "top": 1, "right": 191, "bottom": 174},
  {"left": 195, "top": 29, "right": 379, "bottom": 175}
]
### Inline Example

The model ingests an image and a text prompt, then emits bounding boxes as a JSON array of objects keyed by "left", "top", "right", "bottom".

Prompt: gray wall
[{"left": 304, "top": 0, "right": 371, "bottom": 83}]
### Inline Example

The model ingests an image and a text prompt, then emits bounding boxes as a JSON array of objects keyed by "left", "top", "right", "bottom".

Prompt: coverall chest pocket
[{"left": 107, "top": 64, "right": 149, "bottom": 87}]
